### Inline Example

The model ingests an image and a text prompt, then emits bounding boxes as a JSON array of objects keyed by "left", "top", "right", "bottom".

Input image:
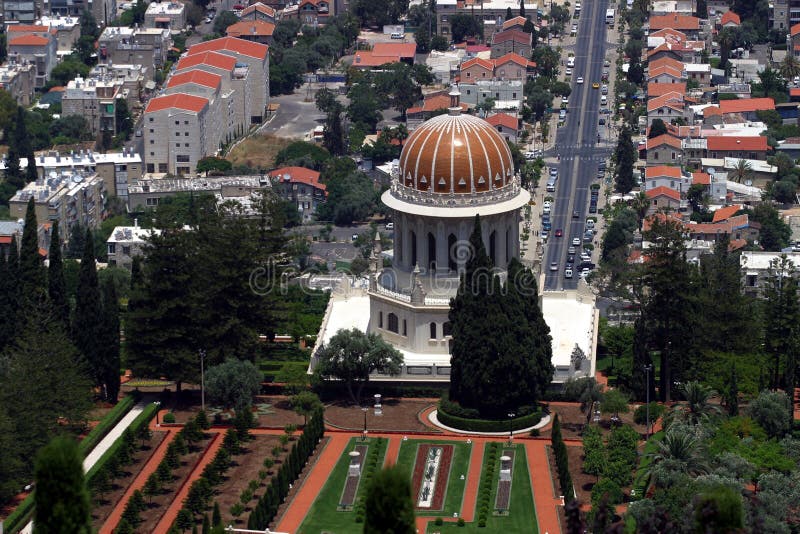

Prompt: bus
[{"left": 605, "top": 8, "right": 615, "bottom": 25}]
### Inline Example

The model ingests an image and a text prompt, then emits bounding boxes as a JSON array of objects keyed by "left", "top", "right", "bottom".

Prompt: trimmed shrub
[
  {"left": 633, "top": 402, "right": 664, "bottom": 425},
  {"left": 437, "top": 407, "right": 542, "bottom": 433},
  {"left": 163, "top": 412, "right": 176, "bottom": 424}
]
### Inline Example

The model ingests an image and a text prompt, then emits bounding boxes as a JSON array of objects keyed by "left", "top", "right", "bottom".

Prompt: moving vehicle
[
  {"left": 592, "top": 82, "right": 600, "bottom": 89},
  {"left": 577, "top": 77, "right": 584, "bottom": 84},
  {"left": 572, "top": 237, "right": 581, "bottom": 246},
  {"left": 573, "top": 210, "right": 580, "bottom": 219},
  {"left": 555, "top": 229, "right": 563, "bottom": 237},
  {"left": 568, "top": 246, "right": 577, "bottom": 255},
  {"left": 565, "top": 268, "right": 573, "bottom": 279},
  {"left": 550, "top": 262, "right": 559, "bottom": 271}
]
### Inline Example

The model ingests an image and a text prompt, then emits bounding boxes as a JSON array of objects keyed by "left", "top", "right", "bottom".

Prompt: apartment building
[
  {"left": 61, "top": 76, "right": 123, "bottom": 138},
  {"left": 490, "top": 28, "right": 533, "bottom": 59},
  {"left": 144, "top": 1, "right": 186, "bottom": 31},
  {"left": 106, "top": 222, "right": 159, "bottom": 269},
  {"left": 127, "top": 175, "right": 270, "bottom": 210},
  {"left": 142, "top": 93, "right": 215, "bottom": 175},
  {"left": 37, "top": 15, "right": 80, "bottom": 52},
  {"left": 185, "top": 37, "right": 269, "bottom": 123},
  {"left": 460, "top": 53, "right": 535, "bottom": 82},
  {"left": 239, "top": 2, "right": 277, "bottom": 23},
  {"left": 6, "top": 26, "right": 57, "bottom": 88},
  {"left": 270, "top": 166, "right": 326, "bottom": 222},
  {"left": 89, "top": 63, "right": 146, "bottom": 103},
  {"left": 1, "top": 0, "right": 44, "bottom": 23},
  {"left": 98, "top": 26, "right": 171, "bottom": 80},
  {"left": 458, "top": 79, "right": 524, "bottom": 110},
  {"left": 9, "top": 171, "right": 106, "bottom": 231},
  {"left": 0, "top": 62, "right": 36, "bottom": 105},
  {"left": 165, "top": 69, "right": 235, "bottom": 143},
  {"left": 175, "top": 51, "right": 252, "bottom": 136},
  {"left": 225, "top": 20, "right": 275, "bottom": 45},
  {"left": 484, "top": 112, "right": 519, "bottom": 142},
  {"left": 0, "top": 148, "right": 143, "bottom": 200}
]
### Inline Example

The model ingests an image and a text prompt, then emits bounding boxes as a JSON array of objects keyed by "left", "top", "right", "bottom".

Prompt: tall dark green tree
[
  {"left": 4, "top": 147, "right": 24, "bottom": 190},
  {"left": 19, "top": 197, "right": 46, "bottom": 303},
  {"left": 762, "top": 255, "right": 800, "bottom": 391},
  {"left": 614, "top": 127, "right": 636, "bottom": 194},
  {"left": 33, "top": 436, "right": 92, "bottom": 534},
  {"left": 99, "top": 278, "right": 121, "bottom": 403},
  {"left": 48, "top": 220, "right": 70, "bottom": 328},
  {"left": 363, "top": 465, "right": 415, "bottom": 534},
  {"left": 696, "top": 235, "right": 759, "bottom": 354},
  {"left": 641, "top": 218, "right": 694, "bottom": 402},
  {"left": 73, "top": 228, "right": 104, "bottom": 395},
  {"left": 449, "top": 216, "right": 552, "bottom": 416},
  {"left": 0, "top": 244, "right": 17, "bottom": 352}
]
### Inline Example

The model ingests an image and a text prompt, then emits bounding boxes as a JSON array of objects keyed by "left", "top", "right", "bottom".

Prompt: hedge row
[
  {"left": 80, "top": 396, "right": 137, "bottom": 454},
  {"left": 246, "top": 406, "right": 325, "bottom": 529},
  {"left": 85, "top": 402, "right": 159, "bottom": 486},
  {"left": 353, "top": 438, "right": 387, "bottom": 523},
  {"left": 437, "top": 407, "right": 543, "bottom": 433},
  {"left": 477, "top": 442, "right": 501, "bottom": 527},
  {"left": 551, "top": 414, "right": 574, "bottom": 503},
  {"left": 3, "top": 398, "right": 142, "bottom": 534}
]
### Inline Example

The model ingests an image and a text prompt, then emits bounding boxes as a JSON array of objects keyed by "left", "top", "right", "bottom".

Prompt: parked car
[{"left": 565, "top": 268, "right": 573, "bottom": 279}]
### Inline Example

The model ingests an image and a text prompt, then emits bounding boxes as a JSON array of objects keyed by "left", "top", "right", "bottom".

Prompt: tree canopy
[{"left": 205, "top": 359, "right": 263, "bottom": 410}]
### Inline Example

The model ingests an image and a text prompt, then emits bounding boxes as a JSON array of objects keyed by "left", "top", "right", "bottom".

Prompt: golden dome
[{"left": 398, "top": 111, "right": 515, "bottom": 195}]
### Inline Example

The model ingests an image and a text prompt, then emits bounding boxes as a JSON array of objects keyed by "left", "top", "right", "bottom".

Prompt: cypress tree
[
  {"left": 727, "top": 366, "right": 739, "bottom": 416},
  {"left": 202, "top": 514, "right": 211, "bottom": 534},
  {"left": 4, "top": 147, "right": 24, "bottom": 190},
  {"left": 19, "top": 197, "right": 46, "bottom": 301},
  {"left": 48, "top": 220, "right": 70, "bottom": 328},
  {"left": 26, "top": 154, "right": 38, "bottom": 183},
  {"left": 74, "top": 228, "right": 103, "bottom": 393},
  {"left": 0, "top": 251, "right": 13, "bottom": 351},
  {"left": 212, "top": 501, "right": 222, "bottom": 526},
  {"left": 99, "top": 278, "right": 121, "bottom": 402},
  {"left": 363, "top": 465, "right": 415, "bottom": 534},
  {"left": 33, "top": 436, "right": 92, "bottom": 534}
]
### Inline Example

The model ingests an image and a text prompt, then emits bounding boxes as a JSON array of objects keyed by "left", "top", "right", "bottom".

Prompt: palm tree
[
  {"left": 781, "top": 55, "right": 800, "bottom": 81},
  {"left": 730, "top": 159, "right": 753, "bottom": 184},
  {"left": 632, "top": 190, "right": 650, "bottom": 230},
  {"left": 643, "top": 430, "right": 709, "bottom": 491},
  {"left": 680, "top": 381, "right": 721, "bottom": 425}
]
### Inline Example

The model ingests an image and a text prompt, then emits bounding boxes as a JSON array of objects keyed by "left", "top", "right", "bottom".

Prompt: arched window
[
  {"left": 411, "top": 231, "right": 417, "bottom": 266},
  {"left": 379, "top": 311, "right": 383, "bottom": 328},
  {"left": 430, "top": 322, "right": 437, "bottom": 339},
  {"left": 427, "top": 232, "right": 436, "bottom": 271},
  {"left": 443, "top": 321, "right": 452, "bottom": 337},
  {"left": 448, "top": 233, "right": 457, "bottom": 272},
  {"left": 388, "top": 313, "right": 399, "bottom": 333}
]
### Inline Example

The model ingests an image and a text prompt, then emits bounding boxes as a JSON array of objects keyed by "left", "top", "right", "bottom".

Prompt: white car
[
  {"left": 572, "top": 237, "right": 581, "bottom": 246},
  {"left": 385, "top": 222, "right": 394, "bottom": 230},
  {"left": 565, "top": 268, "right": 573, "bottom": 279},
  {"left": 543, "top": 205, "right": 551, "bottom": 215},
  {"left": 550, "top": 262, "right": 558, "bottom": 271},
  {"left": 581, "top": 252, "right": 591, "bottom": 262},
  {"left": 579, "top": 268, "right": 590, "bottom": 279},
  {"left": 561, "top": 95, "right": 569, "bottom": 104},
  {"left": 565, "top": 68, "right": 573, "bottom": 76},
  {"left": 577, "top": 77, "right": 584, "bottom": 84},
  {"left": 543, "top": 200, "right": 552, "bottom": 209}
]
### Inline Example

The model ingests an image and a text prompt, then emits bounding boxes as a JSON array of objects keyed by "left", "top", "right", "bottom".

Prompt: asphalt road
[{"left": 543, "top": 0, "right": 613, "bottom": 291}]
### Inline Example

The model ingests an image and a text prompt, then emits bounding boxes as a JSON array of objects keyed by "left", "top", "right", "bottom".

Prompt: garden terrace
[{"left": 396, "top": 440, "right": 470, "bottom": 517}]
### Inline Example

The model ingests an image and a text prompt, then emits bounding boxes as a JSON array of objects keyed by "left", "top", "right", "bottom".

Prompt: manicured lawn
[
  {"left": 427, "top": 443, "right": 537, "bottom": 533},
  {"left": 395, "top": 439, "right": 472, "bottom": 517},
  {"left": 298, "top": 437, "right": 388, "bottom": 534}
]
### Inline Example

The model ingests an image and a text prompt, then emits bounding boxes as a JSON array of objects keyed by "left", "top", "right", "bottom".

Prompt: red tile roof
[
  {"left": 188, "top": 36, "right": 269, "bottom": 60},
  {"left": 372, "top": 42, "right": 417, "bottom": 59},
  {"left": 461, "top": 57, "right": 494, "bottom": 71},
  {"left": 144, "top": 93, "right": 209, "bottom": 114},
  {"left": 645, "top": 165, "right": 682, "bottom": 179},
  {"left": 502, "top": 16, "right": 527, "bottom": 30},
  {"left": 494, "top": 52, "right": 535, "bottom": 68},
  {"left": 646, "top": 186, "right": 681, "bottom": 201},
  {"left": 648, "top": 81, "right": 687, "bottom": 97},
  {"left": 649, "top": 28, "right": 687, "bottom": 43},
  {"left": 718, "top": 97, "right": 775, "bottom": 114},
  {"left": 706, "top": 136, "right": 768, "bottom": 152},
  {"left": 792, "top": 23, "right": 800, "bottom": 36},
  {"left": 270, "top": 166, "right": 325, "bottom": 191},
  {"left": 720, "top": 11, "right": 741, "bottom": 26},
  {"left": 407, "top": 94, "right": 467, "bottom": 114},
  {"left": 240, "top": 2, "right": 276, "bottom": 17},
  {"left": 7, "top": 24, "right": 50, "bottom": 32},
  {"left": 226, "top": 20, "right": 275, "bottom": 38},
  {"left": 176, "top": 51, "right": 237, "bottom": 71},
  {"left": 167, "top": 70, "right": 222, "bottom": 90},
  {"left": 352, "top": 50, "right": 400, "bottom": 67},
  {"left": 484, "top": 113, "right": 519, "bottom": 130},
  {"left": 791, "top": 88, "right": 800, "bottom": 98},
  {"left": 649, "top": 14, "right": 700, "bottom": 30},
  {"left": 646, "top": 134, "right": 682, "bottom": 150},
  {"left": 649, "top": 57, "right": 684, "bottom": 72},
  {"left": 492, "top": 29, "right": 532, "bottom": 45},
  {"left": 647, "top": 91, "right": 685, "bottom": 112},
  {"left": 465, "top": 45, "right": 491, "bottom": 53},
  {"left": 648, "top": 65, "right": 684, "bottom": 80},
  {"left": 642, "top": 212, "right": 685, "bottom": 232},
  {"left": 692, "top": 172, "right": 710, "bottom": 185},
  {"left": 712, "top": 204, "right": 743, "bottom": 222},
  {"left": 8, "top": 34, "right": 49, "bottom": 46}
]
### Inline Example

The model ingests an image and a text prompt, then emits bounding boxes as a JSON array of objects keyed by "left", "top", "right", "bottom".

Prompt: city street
[{"left": 542, "top": 0, "right": 614, "bottom": 291}]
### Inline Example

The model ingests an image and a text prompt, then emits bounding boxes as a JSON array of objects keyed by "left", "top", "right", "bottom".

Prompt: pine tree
[
  {"left": 4, "top": 147, "right": 24, "bottom": 190},
  {"left": 66, "top": 223, "right": 86, "bottom": 259},
  {"left": 212, "top": 501, "right": 222, "bottom": 526},
  {"left": 48, "top": 220, "right": 70, "bottom": 328},
  {"left": 0, "top": 248, "right": 16, "bottom": 352},
  {"left": 33, "top": 436, "right": 92, "bottom": 534},
  {"left": 363, "top": 465, "right": 415, "bottom": 534},
  {"left": 19, "top": 197, "right": 46, "bottom": 303},
  {"left": 73, "top": 228, "right": 104, "bottom": 395},
  {"left": 99, "top": 278, "right": 121, "bottom": 402}
]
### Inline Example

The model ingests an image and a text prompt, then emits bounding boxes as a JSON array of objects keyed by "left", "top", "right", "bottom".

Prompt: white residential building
[
  {"left": 144, "top": 1, "right": 186, "bottom": 30},
  {"left": 106, "top": 222, "right": 160, "bottom": 269}
]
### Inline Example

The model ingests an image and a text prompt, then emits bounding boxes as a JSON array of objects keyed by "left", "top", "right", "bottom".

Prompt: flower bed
[
  {"left": 339, "top": 445, "right": 368, "bottom": 509},
  {"left": 410, "top": 444, "right": 453, "bottom": 512}
]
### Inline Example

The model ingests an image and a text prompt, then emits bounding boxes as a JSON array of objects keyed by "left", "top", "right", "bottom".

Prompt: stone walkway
[{"left": 20, "top": 403, "right": 147, "bottom": 534}]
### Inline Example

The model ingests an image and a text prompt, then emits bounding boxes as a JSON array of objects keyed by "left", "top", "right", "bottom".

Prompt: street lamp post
[
  {"left": 507, "top": 412, "right": 515, "bottom": 444},
  {"left": 155, "top": 401, "right": 161, "bottom": 426},
  {"left": 644, "top": 364, "right": 653, "bottom": 440},
  {"left": 199, "top": 350, "right": 206, "bottom": 413},
  {"left": 362, "top": 407, "right": 368, "bottom": 441}
]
